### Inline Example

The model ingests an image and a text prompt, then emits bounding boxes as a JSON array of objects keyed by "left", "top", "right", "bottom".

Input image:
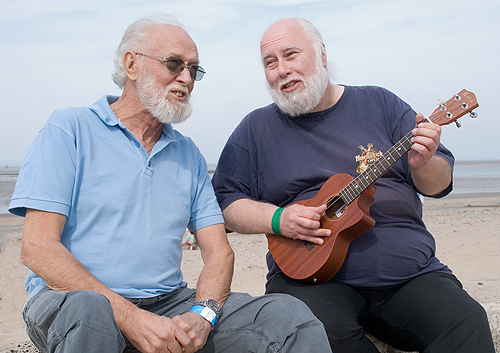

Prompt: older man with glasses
[{"left": 9, "top": 14, "right": 331, "bottom": 353}]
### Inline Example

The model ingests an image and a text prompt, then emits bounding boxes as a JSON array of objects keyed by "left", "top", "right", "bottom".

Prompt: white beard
[
  {"left": 269, "top": 55, "right": 329, "bottom": 117},
  {"left": 136, "top": 67, "right": 193, "bottom": 124}
]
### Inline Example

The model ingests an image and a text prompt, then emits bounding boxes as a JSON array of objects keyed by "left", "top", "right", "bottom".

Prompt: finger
[
  {"left": 290, "top": 204, "right": 326, "bottom": 222},
  {"left": 411, "top": 134, "right": 439, "bottom": 153},
  {"left": 166, "top": 341, "right": 186, "bottom": 353},
  {"left": 172, "top": 325, "right": 195, "bottom": 353},
  {"left": 296, "top": 233, "right": 328, "bottom": 245},
  {"left": 415, "top": 112, "right": 425, "bottom": 124},
  {"left": 295, "top": 217, "right": 332, "bottom": 237},
  {"left": 172, "top": 314, "right": 210, "bottom": 352},
  {"left": 310, "top": 203, "right": 327, "bottom": 213}
]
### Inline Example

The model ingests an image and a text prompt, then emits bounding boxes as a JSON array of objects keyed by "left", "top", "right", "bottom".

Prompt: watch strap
[{"left": 189, "top": 305, "right": 217, "bottom": 326}]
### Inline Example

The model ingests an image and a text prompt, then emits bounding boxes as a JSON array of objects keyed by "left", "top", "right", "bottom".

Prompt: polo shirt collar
[{"left": 90, "top": 95, "right": 182, "bottom": 148}]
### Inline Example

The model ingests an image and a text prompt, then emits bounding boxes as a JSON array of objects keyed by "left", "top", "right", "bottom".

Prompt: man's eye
[{"left": 264, "top": 59, "right": 277, "bottom": 68}]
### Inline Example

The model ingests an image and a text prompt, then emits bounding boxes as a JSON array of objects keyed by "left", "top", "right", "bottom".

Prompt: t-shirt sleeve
[
  {"left": 390, "top": 90, "right": 455, "bottom": 198},
  {"left": 212, "top": 133, "right": 253, "bottom": 211}
]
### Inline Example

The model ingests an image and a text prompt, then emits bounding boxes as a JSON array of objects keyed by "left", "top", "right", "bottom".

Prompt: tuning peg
[
  {"left": 455, "top": 121, "right": 461, "bottom": 128},
  {"left": 470, "top": 111, "right": 478, "bottom": 118}
]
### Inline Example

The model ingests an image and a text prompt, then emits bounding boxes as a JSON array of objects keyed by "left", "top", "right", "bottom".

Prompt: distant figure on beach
[
  {"left": 212, "top": 18, "right": 495, "bottom": 353},
  {"left": 183, "top": 229, "right": 196, "bottom": 250},
  {"left": 9, "top": 14, "right": 331, "bottom": 353}
]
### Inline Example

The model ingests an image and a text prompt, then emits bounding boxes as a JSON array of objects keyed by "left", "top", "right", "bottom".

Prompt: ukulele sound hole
[{"left": 325, "top": 196, "right": 346, "bottom": 220}]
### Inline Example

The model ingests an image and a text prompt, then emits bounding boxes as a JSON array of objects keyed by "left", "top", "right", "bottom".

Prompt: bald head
[
  {"left": 261, "top": 18, "right": 325, "bottom": 59},
  {"left": 143, "top": 24, "right": 197, "bottom": 57}
]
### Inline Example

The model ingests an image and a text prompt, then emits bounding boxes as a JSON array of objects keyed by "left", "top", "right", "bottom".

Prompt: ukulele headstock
[{"left": 427, "top": 89, "right": 478, "bottom": 127}]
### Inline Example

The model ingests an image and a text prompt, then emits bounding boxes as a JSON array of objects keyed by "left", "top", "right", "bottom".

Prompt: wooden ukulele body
[{"left": 268, "top": 173, "right": 376, "bottom": 283}]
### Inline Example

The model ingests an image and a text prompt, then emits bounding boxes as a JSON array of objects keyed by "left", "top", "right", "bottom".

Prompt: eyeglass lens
[{"left": 166, "top": 57, "right": 205, "bottom": 81}]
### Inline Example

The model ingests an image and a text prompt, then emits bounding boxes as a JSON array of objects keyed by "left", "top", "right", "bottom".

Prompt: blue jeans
[{"left": 23, "top": 286, "right": 331, "bottom": 353}]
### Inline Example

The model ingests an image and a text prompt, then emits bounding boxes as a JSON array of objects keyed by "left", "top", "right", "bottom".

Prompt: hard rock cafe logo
[{"left": 355, "top": 143, "right": 382, "bottom": 173}]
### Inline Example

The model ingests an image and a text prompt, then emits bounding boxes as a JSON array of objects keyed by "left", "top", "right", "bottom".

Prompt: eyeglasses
[{"left": 135, "top": 52, "right": 206, "bottom": 81}]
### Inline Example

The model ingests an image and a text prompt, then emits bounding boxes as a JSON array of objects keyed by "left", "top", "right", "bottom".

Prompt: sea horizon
[{"left": 1, "top": 160, "right": 500, "bottom": 215}]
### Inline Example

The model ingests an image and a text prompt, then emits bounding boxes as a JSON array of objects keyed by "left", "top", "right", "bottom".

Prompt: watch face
[{"left": 204, "top": 299, "right": 222, "bottom": 315}]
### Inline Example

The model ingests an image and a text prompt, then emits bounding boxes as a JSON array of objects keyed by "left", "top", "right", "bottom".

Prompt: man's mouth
[
  {"left": 280, "top": 80, "right": 300, "bottom": 92},
  {"left": 168, "top": 86, "right": 190, "bottom": 101},
  {"left": 172, "top": 90, "right": 186, "bottom": 98}
]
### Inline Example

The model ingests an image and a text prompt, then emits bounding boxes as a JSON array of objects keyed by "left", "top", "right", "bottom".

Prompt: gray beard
[
  {"left": 137, "top": 69, "right": 193, "bottom": 124},
  {"left": 269, "top": 59, "right": 329, "bottom": 117}
]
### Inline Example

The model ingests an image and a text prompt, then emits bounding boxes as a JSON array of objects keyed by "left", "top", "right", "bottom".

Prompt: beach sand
[{"left": 1, "top": 193, "right": 499, "bottom": 352}]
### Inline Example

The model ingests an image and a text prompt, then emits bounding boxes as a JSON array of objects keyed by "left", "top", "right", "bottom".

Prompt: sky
[{"left": 1, "top": 0, "right": 499, "bottom": 167}]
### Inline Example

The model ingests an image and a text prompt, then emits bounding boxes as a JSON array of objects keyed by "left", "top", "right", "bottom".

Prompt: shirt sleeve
[
  {"left": 187, "top": 146, "right": 224, "bottom": 232},
  {"left": 9, "top": 110, "right": 77, "bottom": 217}
]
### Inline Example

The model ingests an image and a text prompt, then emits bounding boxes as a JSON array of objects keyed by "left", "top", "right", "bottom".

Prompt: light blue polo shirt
[{"left": 10, "top": 95, "right": 224, "bottom": 299}]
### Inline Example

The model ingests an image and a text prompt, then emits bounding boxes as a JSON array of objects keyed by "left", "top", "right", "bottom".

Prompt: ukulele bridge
[{"left": 303, "top": 240, "right": 315, "bottom": 251}]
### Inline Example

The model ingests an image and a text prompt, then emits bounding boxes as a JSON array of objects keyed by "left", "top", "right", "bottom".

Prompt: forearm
[
  {"left": 21, "top": 209, "right": 140, "bottom": 332},
  {"left": 412, "top": 155, "right": 452, "bottom": 196},
  {"left": 193, "top": 224, "right": 234, "bottom": 305},
  {"left": 222, "top": 198, "right": 330, "bottom": 245},
  {"left": 222, "top": 198, "right": 276, "bottom": 234}
]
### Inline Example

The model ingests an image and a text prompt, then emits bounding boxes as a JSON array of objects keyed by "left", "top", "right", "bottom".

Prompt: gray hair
[
  {"left": 296, "top": 18, "right": 337, "bottom": 81},
  {"left": 295, "top": 18, "right": 326, "bottom": 63},
  {"left": 112, "top": 14, "right": 184, "bottom": 89}
]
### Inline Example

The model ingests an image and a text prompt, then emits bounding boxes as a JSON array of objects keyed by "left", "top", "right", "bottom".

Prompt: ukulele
[{"left": 267, "top": 89, "right": 479, "bottom": 284}]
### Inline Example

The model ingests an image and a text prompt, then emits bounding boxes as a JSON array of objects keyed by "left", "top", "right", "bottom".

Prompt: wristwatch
[
  {"left": 189, "top": 299, "right": 222, "bottom": 327},
  {"left": 194, "top": 299, "right": 222, "bottom": 315}
]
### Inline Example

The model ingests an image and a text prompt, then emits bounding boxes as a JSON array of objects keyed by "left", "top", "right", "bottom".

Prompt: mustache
[
  {"left": 278, "top": 76, "right": 304, "bottom": 90},
  {"left": 166, "top": 84, "right": 189, "bottom": 97}
]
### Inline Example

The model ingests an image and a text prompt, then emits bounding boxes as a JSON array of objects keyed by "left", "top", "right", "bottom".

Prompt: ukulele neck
[{"left": 339, "top": 125, "right": 421, "bottom": 205}]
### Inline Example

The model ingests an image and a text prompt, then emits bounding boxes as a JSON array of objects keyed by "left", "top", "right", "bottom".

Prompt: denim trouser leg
[
  {"left": 23, "top": 287, "right": 125, "bottom": 353},
  {"left": 126, "top": 287, "right": 332, "bottom": 353},
  {"left": 24, "top": 286, "right": 330, "bottom": 353},
  {"left": 202, "top": 291, "right": 332, "bottom": 353}
]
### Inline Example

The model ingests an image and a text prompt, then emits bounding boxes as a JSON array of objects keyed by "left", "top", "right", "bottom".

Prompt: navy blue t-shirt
[{"left": 213, "top": 85, "right": 454, "bottom": 288}]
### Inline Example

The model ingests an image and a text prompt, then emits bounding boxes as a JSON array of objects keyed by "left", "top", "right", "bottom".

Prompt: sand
[{"left": 1, "top": 193, "right": 499, "bottom": 352}]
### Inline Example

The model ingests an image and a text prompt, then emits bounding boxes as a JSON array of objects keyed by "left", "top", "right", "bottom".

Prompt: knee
[
  {"left": 459, "top": 299, "right": 492, "bottom": 332},
  {"left": 51, "top": 290, "right": 123, "bottom": 346},
  {"left": 264, "top": 293, "right": 323, "bottom": 326},
  {"left": 25, "top": 289, "right": 123, "bottom": 352},
  {"left": 62, "top": 290, "right": 115, "bottom": 322}
]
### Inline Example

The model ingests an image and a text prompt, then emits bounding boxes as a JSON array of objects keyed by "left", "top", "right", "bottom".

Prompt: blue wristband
[{"left": 189, "top": 305, "right": 217, "bottom": 326}]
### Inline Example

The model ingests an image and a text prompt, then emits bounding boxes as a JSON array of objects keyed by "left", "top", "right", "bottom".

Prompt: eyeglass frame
[{"left": 135, "top": 52, "right": 206, "bottom": 81}]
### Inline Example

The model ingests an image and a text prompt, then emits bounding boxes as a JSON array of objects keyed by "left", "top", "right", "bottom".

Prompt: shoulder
[
  {"left": 230, "top": 103, "right": 280, "bottom": 138},
  {"left": 45, "top": 96, "right": 112, "bottom": 134},
  {"left": 349, "top": 85, "right": 402, "bottom": 101},
  {"left": 35, "top": 107, "right": 93, "bottom": 145},
  {"left": 349, "top": 85, "right": 411, "bottom": 114},
  {"left": 167, "top": 125, "right": 197, "bottom": 149},
  {"left": 237, "top": 103, "right": 276, "bottom": 127},
  {"left": 165, "top": 125, "right": 206, "bottom": 163}
]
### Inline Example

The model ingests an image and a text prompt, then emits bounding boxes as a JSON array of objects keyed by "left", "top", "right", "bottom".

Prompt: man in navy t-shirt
[{"left": 212, "top": 18, "right": 495, "bottom": 353}]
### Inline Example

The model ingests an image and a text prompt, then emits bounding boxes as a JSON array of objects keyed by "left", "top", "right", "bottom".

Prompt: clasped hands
[{"left": 123, "top": 307, "right": 212, "bottom": 353}]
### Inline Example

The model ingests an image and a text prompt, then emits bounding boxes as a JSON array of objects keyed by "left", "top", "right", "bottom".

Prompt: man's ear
[
  {"left": 124, "top": 52, "right": 140, "bottom": 81},
  {"left": 321, "top": 44, "right": 327, "bottom": 68}
]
